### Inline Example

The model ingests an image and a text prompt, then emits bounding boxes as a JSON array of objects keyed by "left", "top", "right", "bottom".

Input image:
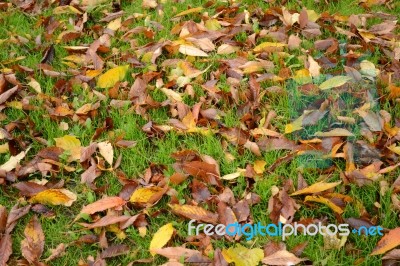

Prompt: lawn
[{"left": 0, "top": 0, "right": 400, "bottom": 265}]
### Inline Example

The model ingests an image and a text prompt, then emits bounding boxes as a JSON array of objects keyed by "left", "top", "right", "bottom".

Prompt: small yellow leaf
[
  {"left": 291, "top": 181, "right": 341, "bottom": 196},
  {"left": 222, "top": 244, "right": 263, "bottom": 266},
  {"left": 54, "top": 135, "right": 81, "bottom": 161},
  {"left": 0, "top": 143, "right": 9, "bottom": 153},
  {"left": 254, "top": 160, "right": 266, "bottom": 174},
  {"left": 107, "top": 18, "right": 122, "bottom": 31},
  {"left": 29, "top": 189, "right": 77, "bottom": 206},
  {"left": 149, "top": 223, "right": 174, "bottom": 256},
  {"left": 304, "top": 195, "right": 344, "bottom": 214},
  {"left": 174, "top": 7, "right": 203, "bottom": 17},
  {"left": 27, "top": 78, "right": 42, "bottom": 93},
  {"left": 254, "top": 42, "right": 286, "bottom": 53},
  {"left": 97, "top": 65, "right": 129, "bottom": 88}
]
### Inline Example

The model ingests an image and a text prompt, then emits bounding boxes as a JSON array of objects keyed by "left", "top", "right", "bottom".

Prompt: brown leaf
[
  {"left": 371, "top": 227, "right": 400, "bottom": 255},
  {"left": 151, "top": 247, "right": 201, "bottom": 260},
  {"left": 21, "top": 215, "right": 45, "bottom": 264},
  {"left": 0, "top": 85, "right": 18, "bottom": 105},
  {"left": 169, "top": 204, "right": 218, "bottom": 224},
  {"left": 262, "top": 250, "right": 304, "bottom": 265},
  {"left": 45, "top": 243, "right": 66, "bottom": 262},
  {"left": 182, "top": 161, "right": 220, "bottom": 186},
  {"left": 79, "top": 196, "right": 126, "bottom": 216},
  {"left": 79, "top": 215, "right": 131, "bottom": 229},
  {"left": 0, "top": 234, "right": 12, "bottom": 266},
  {"left": 100, "top": 244, "right": 130, "bottom": 259}
]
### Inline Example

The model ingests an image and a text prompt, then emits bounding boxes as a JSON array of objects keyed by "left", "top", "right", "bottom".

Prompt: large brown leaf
[
  {"left": 169, "top": 204, "right": 218, "bottom": 224},
  {"left": 21, "top": 215, "right": 45, "bottom": 264}
]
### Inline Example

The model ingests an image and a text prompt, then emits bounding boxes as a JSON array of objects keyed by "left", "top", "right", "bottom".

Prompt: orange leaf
[{"left": 371, "top": 227, "right": 400, "bottom": 255}]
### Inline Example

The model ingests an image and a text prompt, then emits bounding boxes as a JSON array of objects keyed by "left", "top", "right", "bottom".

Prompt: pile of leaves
[{"left": 1, "top": 0, "right": 400, "bottom": 265}]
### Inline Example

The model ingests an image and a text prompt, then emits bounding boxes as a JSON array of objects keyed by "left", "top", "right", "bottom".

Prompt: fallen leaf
[
  {"left": 29, "top": 189, "right": 77, "bottom": 207},
  {"left": 21, "top": 215, "right": 44, "bottom": 264},
  {"left": 97, "top": 65, "right": 129, "bottom": 88},
  {"left": 262, "top": 250, "right": 304, "bottom": 265},
  {"left": 291, "top": 181, "right": 341, "bottom": 196},
  {"left": 371, "top": 227, "right": 400, "bottom": 255},
  {"left": 315, "top": 128, "right": 354, "bottom": 137},
  {"left": 179, "top": 45, "right": 209, "bottom": 57},
  {"left": 304, "top": 195, "right": 344, "bottom": 214},
  {"left": 54, "top": 135, "right": 81, "bottom": 161},
  {"left": 222, "top": 244, "right": 263, "bottom": 266},
  {"left": 149, "top": 223, "right": 174, "bottom": 255},
  {"left": 319, "top": 76, "right": 352, "bottom": 90},
  {"left": 254, "top": 160, "right": 266, "bottom": 174},
  {"left": 169, "top": 204, "right": 218, "bottom": 224},
  {"left": 0, "top": 148, "right": 30, "bottom": 171},
  {"left": 129, "top": 187, "right": 166, "bottom": 206},
  {"left": 79, "top": 196, "right": 126, "bottom": 216},
  {"left": 174, "top": 7, "right": 203, "bottom": 17},
  {"left": 98, "top": 141, "right": 113, "bottom": 166}
]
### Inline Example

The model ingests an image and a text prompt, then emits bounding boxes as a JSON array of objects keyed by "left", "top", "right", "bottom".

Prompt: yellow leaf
[
  {"left": 54, "top": 135, "right": 81, "bottom": 161},
  {"left": 285, "top": 115, "right": 303, "bottom": 134},
  {"left": 174, "top": 7, "right": 203, "bottom": 17},
  {"left": 254, "top": 42, "right": 286, "bottom": 53},
  {"left": 306, "top": 9, "right": 320, "bottom": 22},
  {"left": 304, "top": 195, "right": 344, "bottom": 214},
  {"left": 97, "top": 65, "right": 129, "bottom": 88},
  {"left": 293, "top": 69, "right": 312, "bottom": 84},
  {"left": 182, "top": 112, "right": 196, "bottom": 130},
  {"left": 319, "top": 76, "right": 352, "bottom": 90},
  {"left": 27, "top": 78, "right": 42, "bottom": 93},
  {"left": 0, "top": 143, "right": 9, "bottom": 153},
  {"left": 29, "top": 189, "right": 77, "bottom": 206},
  {"left": 205, "top": 19, "right": 221, "bottom": 30},
  {"left": 130, "top": 187, "right": 165, "bottom": 204},
  {"left": 254, "top": 160, "right": 266, "bottom": 174},
  {"left": 107, "top": 18, "right": 122, "bottom": 31},
  {"left": 315, "top": 128, "right": 354, "bottom": 137},
  {"left": 149, "top": 223, "right": 174, "bottom": 255},
  {"left": 388, "top": 144, "right": 400, "bottom": 155},
  {"left": 291, "top": 181, "right": 341, "bottom": 196},
  {"left": 86, "top": 69, "right": 102, "bottom": 78},
  {"left": 222, "top": 244, "right": 263, "bottom": 266}
]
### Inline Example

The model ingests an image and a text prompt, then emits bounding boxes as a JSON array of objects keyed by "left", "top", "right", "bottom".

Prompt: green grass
[{"left": 1, "top": 0, "right": 400, "bottom": 265}]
